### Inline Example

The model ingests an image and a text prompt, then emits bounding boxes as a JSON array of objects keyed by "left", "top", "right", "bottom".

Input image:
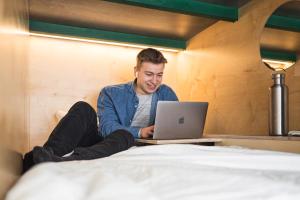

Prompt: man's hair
[{"left": 136, "top": 48, "right": 167, "bottom": 69}]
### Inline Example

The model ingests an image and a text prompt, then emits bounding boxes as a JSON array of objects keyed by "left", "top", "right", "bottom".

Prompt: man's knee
[
  {"left": 70, "top": 101, "right": 96, "bottom": 116},
  {"left": 109, "top": 129, "right": 135, "bottom": 147}
]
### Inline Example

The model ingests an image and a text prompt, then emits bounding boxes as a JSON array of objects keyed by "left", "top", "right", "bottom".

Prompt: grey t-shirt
[{"left": 131, "top": 93, "right": 153, "bottom": 136}]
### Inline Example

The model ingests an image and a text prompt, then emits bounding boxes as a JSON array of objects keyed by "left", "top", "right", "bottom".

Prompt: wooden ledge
[
  {"left": 204, "top": 135, "right": 300, "bottom": 154},
  {"left": 204, "top": 134, "right": 300, "bottom": 141}
]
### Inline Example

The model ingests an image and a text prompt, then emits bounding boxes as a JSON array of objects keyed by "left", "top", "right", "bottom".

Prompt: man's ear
[{"left": 134, "top": 66, "right": 138, "bottom": 77}]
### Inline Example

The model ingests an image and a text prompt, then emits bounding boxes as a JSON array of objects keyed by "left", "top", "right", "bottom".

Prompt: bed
[{"left": 6, "top": 144, "right": 300, "bottom": 200}]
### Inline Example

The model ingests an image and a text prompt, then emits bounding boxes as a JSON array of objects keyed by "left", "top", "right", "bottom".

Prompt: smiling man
[
  {"left": 23, "top": 48, "right": 178, "bottom": 173},
  {"left": 99, "top": 48, "right": 178, "bottom": 139}
]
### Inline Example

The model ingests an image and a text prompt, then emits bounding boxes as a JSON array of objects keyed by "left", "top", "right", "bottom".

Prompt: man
[{"left": 23, "top": 48, "right": 178, "bottom": 173}]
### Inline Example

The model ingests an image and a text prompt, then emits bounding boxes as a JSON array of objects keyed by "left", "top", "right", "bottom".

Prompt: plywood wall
[
  {"left": 28, "top": 36, "right": 179, "bottom": 148},
  {"left": 175, "top": 0, "right": 300, "bottom": 135},
  {"left": 0, "top": 0, "right": 28, "bottom": 198},
  {"left": 28, "top": 0, "right": 300, "bottom": 149},
  {"left": 287, "top": 61, "right": 300, "bottom": 132}
]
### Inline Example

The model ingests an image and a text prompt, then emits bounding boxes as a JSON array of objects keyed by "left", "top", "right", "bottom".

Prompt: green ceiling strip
[
  {"left": 260, "top": 49, "right": 297, "bottom": 62},
  {"left": 104, "top": 0, "right": 238, "bottom": 21},
  {"left": 266, "top": 15, "right": 300, "bottom": 32},
  {"left": 29, "top": 20, "right": 186, "bottom": 49}
]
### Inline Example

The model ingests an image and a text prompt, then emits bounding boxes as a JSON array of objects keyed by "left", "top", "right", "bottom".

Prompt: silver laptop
[{"left": 136, "top": 101, "right": 209, "bottom": 144}]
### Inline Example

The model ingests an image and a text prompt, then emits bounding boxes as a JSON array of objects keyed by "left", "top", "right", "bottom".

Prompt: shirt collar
[{"left": 126, "top": 79, "right": 136, "bottom": 94}]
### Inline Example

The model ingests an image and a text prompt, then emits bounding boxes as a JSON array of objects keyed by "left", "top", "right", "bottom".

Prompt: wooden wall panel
[
  {"left": 175, "top": 0, "right": 298, "bottom": 135},
  {"left": 28, "top": 0, "right": 300, "bottom": 149},
  {"left": 28, "top": 36, "right": 178, "bottom": 148},
  {"left": 287, "top": 60, "right": 300, "bottom": 131},
  {"left": 0, "top": 0, "right": 29, "bottom": 153},
  {"left": 0, "top": 0, "right": 29, "bottom": 199}
]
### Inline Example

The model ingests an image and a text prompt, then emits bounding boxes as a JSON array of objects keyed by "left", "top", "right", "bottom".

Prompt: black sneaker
[{"left": 32, "top": 146, "right": 65, "bottom": 164}]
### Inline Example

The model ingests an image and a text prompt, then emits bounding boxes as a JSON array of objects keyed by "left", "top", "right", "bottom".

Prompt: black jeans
[{"left": 23, "top": 101, "right": 134, "bottom": 172}]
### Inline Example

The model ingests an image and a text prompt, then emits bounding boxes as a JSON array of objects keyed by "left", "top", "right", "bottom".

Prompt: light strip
[
  {"left": 262, "top": 58, "right": 295, "bottom": 71},
  {"left": 0, "top": 28, "right": 28, "bottom": 35},
  {"left": 29, "top": 32, "right": 180, "bottom": 53}
]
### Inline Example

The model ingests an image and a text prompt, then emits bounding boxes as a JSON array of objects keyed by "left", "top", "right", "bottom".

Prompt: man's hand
[{"left": 140, "top": 125, "right": 154, "bottom": 138}]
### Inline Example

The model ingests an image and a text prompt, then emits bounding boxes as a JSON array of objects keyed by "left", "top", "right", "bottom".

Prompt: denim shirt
[{"left": 97, "top": 80, "right": 178, "bottom": 138}]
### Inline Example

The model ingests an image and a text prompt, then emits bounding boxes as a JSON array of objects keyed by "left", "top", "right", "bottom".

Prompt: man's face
[{"left": 135, "top": 62, "right": 164, "bottom": 95}]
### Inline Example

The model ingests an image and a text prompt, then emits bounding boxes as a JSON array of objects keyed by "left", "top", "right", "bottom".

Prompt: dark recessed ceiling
[
  {"left": 29, "top": 0, "right": 299, "bottom": 55},
  {"left": 274, "top": 1, "right": 300, "bottom": 19},
  {"left": 261, "top": 1, "right": 300, "bottom": 54},
  {"left": 29, "top": 0, "right": 220, "bottom": 40},
  {"left": 261, "top": 28, "right": 300, "bottom": 53},
  {"left": 195, "top": 0, "right": 249, "bottom": 7}
]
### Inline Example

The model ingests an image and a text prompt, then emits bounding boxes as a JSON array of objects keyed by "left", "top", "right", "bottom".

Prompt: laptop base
[{"left": 135, "top": 138, "right": 222, "bottom": 145}]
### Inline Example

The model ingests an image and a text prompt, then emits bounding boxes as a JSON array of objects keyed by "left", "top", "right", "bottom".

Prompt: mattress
[{"left": 6, "top": 144, "right": 300, "bottom": 200}]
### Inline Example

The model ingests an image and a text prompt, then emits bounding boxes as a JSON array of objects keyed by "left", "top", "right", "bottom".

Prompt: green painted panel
[
  {"left": 29, "top": 20, "right": 186, "bottom": 49},
  {"left": 104, "top": 0, "right": 238, "bottom": 21},
  {"left": 266, "top": 15, "right": 300, "bottom": 32},
  {"left": 260, "top": 49, "right": 297, "bottom": 62}
]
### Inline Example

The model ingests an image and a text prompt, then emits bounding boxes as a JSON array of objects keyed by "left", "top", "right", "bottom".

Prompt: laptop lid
[{"left": 153, "top": 101, "right": 208, "bottom": 140}]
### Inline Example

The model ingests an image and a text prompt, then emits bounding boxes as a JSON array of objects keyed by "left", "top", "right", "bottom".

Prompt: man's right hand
[{"left": 140, "top": 125, "right": 154, "bottom": 138}]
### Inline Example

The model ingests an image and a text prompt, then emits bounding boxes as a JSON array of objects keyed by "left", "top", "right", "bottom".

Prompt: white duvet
[{"left": 6, "top": 145, "right": 300, "bottom": 200}]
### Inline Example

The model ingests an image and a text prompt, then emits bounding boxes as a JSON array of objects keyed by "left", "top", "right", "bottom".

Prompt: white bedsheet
[{"left": 6, "top": 145, "right": 300, "bottom": 200}]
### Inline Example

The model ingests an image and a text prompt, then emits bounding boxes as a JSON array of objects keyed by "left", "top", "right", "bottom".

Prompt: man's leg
[
  {"left": 32, "top": 129, "right": 134, "bottom": 163},
  {"left": 44, "top": 101, "right": 102, "bottom": 156},
  {"left": 23, "top": 101, "right": 102, "bottom": 173}
]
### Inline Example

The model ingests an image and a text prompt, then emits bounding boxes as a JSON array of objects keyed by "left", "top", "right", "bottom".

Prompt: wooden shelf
[
  {"left": 205, "top": 134, "right": 300, "bottom": 141},
  {"left": 205, "top": 134, "right": 300, "bottom": 154}
]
